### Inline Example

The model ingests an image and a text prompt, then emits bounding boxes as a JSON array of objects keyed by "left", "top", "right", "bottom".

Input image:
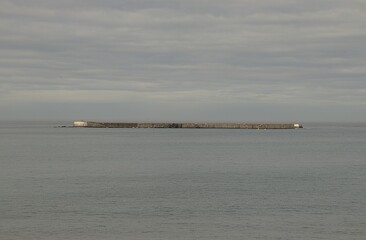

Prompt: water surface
[{"left": 0, "top": 122, "right": 365, "bottom": 239}]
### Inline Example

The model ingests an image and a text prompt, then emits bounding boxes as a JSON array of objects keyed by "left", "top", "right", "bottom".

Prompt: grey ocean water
[{"left": 0, "top": 122, "right": 365, "bottom": 240}]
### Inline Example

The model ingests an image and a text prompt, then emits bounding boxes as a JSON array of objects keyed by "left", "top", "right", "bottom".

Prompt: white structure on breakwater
[{"left": 73, "top": 121, "right": 88, "bottom": 127}]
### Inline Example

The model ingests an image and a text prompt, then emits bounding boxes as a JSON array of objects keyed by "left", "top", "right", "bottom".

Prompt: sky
[{"left": 1, "top": 0, "right": 365, "bottom": 122}]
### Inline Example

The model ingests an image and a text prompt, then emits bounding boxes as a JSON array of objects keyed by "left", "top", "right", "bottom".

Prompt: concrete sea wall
[{"left": 73, "top": 121, "right": 302, "bottom": 129}]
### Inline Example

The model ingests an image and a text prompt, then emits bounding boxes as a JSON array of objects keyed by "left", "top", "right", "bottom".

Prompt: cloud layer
[{"left": 1, "top": 0, "right": 366, "bottom": 121}]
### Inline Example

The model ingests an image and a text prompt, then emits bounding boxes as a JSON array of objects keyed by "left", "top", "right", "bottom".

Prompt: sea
[{"left": 0, "top": 121, "right": 365, "bottom": 240}]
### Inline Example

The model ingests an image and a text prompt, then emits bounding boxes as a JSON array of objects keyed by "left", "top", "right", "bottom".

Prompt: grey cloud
[{"left": 1, "top": 0, "right": 365, "bottom": 121}]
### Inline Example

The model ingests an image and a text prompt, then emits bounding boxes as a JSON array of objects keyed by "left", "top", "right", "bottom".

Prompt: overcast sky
[{"left": 1, "top": 0, "right": 365, "bottom": 122}]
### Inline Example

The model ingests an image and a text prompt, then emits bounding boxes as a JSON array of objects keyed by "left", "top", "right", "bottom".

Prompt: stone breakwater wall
[{"left": 73, "top": 121, "right": 302, "bottom": 129}]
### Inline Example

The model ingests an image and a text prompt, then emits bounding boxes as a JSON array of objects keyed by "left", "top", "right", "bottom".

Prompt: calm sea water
[{"left": 0, "top": 121, "right": 365, "bottom": 240}]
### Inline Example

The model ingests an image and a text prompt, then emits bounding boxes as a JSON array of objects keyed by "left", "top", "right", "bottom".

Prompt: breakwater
[{"left": 73, "top": 121, "right": 302, "bottom": 129}]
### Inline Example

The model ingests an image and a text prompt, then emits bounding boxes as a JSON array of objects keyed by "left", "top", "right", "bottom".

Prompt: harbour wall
[{"left": 73, "top": 121, "right": 302, "bottom": 129}]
